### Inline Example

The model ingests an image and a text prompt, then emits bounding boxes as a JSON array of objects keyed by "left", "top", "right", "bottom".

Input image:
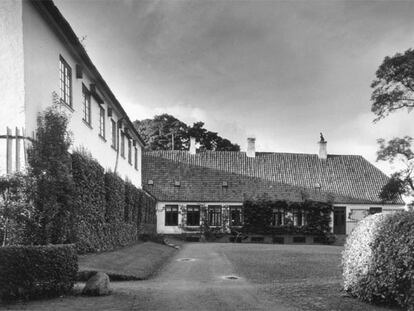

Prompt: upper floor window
[
  {"left": 82, "top": 85, "right": 91, "bottom": 125},
  {"left": 120, "top": 133, "right": 125, "bottom": 158},
  {"left": 111, "top": 119, "right": 117, "bottom": 149},
  {"left": 128, "top": 138, "right": 132, "bottom": 164},
  {"left": 134, "top": 147, "right": 138, "bottom": 170},
  {"left": 59, "top": 56, "right": 72, "bottom": 107},
  {"left": 99, "top": 106, "right": 105, "bottom": 138}
]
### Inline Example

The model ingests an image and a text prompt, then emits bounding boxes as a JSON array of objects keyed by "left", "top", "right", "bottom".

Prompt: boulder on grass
[{"left": 82, "top": 272, "right": 110, "bottom": 296}]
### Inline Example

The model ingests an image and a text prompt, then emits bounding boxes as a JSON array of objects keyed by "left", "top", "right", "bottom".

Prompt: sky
[{"left": 54, "top": 0, "right": 414, "bottom": 174}]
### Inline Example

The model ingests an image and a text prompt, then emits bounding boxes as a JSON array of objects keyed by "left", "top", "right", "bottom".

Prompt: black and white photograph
[{"left": 1, "top": 0, "right": 414, "bottom": 310}]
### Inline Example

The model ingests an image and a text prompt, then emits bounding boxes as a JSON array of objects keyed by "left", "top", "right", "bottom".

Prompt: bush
[
  {"left": 0, "top": 244, "right": 77, "bottom": 301},
  {"left": 343, "top": 211, "right": 414, "bottom": 310},
  {"left": 105, "top": 172, "right": 125, "bottom": 223}
]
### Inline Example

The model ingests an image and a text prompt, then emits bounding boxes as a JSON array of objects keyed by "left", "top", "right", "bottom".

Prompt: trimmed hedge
[
  {"left": 0, "top": 244, "right": 77, "bottom": 301},
  {"left": 71, "top": 151, "right": 156, "bottom": 254},
  {"left": 343, "top": 211, "right": 414, "bottom": 310}
]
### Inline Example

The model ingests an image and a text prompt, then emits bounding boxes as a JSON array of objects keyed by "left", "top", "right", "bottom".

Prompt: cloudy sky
[{"left": 55, "top": 0, "right": 414, "bottom": 174}]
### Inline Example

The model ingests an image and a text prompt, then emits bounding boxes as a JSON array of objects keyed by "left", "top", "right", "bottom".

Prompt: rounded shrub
[{"left": 343, "top": 211, "right": 414, "bottom": 310}]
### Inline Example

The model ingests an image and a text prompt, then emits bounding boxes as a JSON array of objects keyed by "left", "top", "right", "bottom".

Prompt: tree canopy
[
  {"left": 371, "top": 49, "right": 414, "bottom": 122},
  {"left": 134, "top": 114, "right": 240, "bottom": 152}
]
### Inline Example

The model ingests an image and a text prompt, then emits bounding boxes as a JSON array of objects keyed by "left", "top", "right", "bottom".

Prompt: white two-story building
[{"left": 0, "top": 0, "right": 143, "bottom": 187}]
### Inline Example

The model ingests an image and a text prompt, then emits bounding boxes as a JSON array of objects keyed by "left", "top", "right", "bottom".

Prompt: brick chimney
[
  {"left": 247, "top": 137, "right": 256, "bottom": 158},
  {"left": 189, "top": 137, "right": 196, "bottom": 155},
  {"left": 318, "top": 133, "right": 327, "bottom": 160}
]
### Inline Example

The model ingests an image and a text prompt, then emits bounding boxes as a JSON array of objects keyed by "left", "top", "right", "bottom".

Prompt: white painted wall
[
  {"left": 0, "top": 1, "right": 143, "bottom": 186},
  {"left": 335, "top": 203, "right": 405, "bottom": 235},
  {"left": 0, "top": 0, "right": 25, "bottom": 175}
]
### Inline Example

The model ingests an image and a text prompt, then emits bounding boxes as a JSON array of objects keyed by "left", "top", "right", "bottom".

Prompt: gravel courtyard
[{"left": 3, "top": 243, "right": 400, "bottom": 311}]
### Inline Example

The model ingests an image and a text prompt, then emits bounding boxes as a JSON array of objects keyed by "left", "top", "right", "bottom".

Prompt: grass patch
[{"left": 77, "top": 242, "right": 177, "bottom": 281}]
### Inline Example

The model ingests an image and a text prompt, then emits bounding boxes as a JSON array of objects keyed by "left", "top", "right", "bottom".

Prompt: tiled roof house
[{"left": 143, "top": 137, "right": 404, "bottom": 235}]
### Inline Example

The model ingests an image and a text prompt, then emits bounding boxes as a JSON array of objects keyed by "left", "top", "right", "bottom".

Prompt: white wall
[
  {"left": 19, "top": 1, "right": 142, "bottom": 187},
  {"left": 336, "top": 203, "right": 405, "bottom": 235},
  {"left": 0, "top": 0, "right": 25, "bottom": 175}
]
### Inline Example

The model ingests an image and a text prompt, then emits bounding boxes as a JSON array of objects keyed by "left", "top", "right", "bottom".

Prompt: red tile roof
[{"left": 142, "top": 151, "right": 404, "bottom": 204}]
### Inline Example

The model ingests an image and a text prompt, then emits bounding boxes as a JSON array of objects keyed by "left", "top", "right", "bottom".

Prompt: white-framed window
[
  {"left": 120, "top": 133, "right": 125, "bottom": 158},
  {"left": 187, "top": 205, "right": 200, "bottom": 226},
  {"left": 134, "top": 147, "right": 138, "bottom": 170},
  {"left": 99, "top": 106, "right": 105, "bottom": 138},
  {"left": 128, "top": 138, "right": 132, "bottom": 164},
  {"left": 165, "top": 205, "right": 178, "bottom": 226},
  {"left": 82, "top": 85, "right": 91, "bottom": 125},
  {"left": 272, "top": 208, "right": 285, "bottom": 226},
  {"left": 208, "top": 205, "right": 222, "bottom": 226},
  {"left": 59, "top": 56, "right": 72, "bottom": 107},
  {"left": 111, "top": 119, "right": 117, "bottom": 149},
  {"left": 230, "top": 206, "right": 243, "bottom": 226}
]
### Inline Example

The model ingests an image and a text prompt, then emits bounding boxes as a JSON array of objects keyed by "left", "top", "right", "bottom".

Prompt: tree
[
  {"left": 134, "top": 114, "right": 240, "bottom": 151},
  {"left": 376, "top": 137, "right": 414, "bottom": 204},
  {"left": 371, "top": 49, "right": 414, "bottom": 206},
  {"left": 371, "top": 49, "right": 414, "bottom": 122},
  {"left": 26, "top": 105, "right": 75, "bottom": 244}
]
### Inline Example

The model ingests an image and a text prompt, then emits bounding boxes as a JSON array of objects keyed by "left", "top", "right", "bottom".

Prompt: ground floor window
[
  {"left": 165, "top": 205, "right": 178, "bottom": 226},
  {"left": 208, "top": 206, "right": 222, "bottom": 226},
  {"left": 230, "top": 206, "right": 243, "bottom": 226},
  {"left": 272, "top": 208, "right": 285, "bottom": 226},
  {"left": 187, "top": 205, "right": 200, "bottom": 226},
  {"left": 293, "top": 209, "right": 305, "bottom": 226},
  {"left": 369, "top": 207, "right": 382, "bottom": 215}
]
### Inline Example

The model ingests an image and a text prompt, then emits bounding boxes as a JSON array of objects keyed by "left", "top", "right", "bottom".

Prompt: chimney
[
  {"left": 246, "top": 137, "right": 256, "bottom": 158},
  {"left": 318, "top": 133, "right": 327, "bottom": 160},
  {"left": 189, "top": 137, "right": 196, "bottom": 155}
]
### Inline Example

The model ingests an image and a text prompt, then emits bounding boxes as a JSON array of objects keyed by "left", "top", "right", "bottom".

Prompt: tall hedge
[
  {"left": 71, "top": 151, "right": 156, "bottom": 254},
  {"left": 343, "top": 211, "right": 414, "bottom": 310},
  {"left": 0, "top": 244, "right": 77, "bottom": 301}
]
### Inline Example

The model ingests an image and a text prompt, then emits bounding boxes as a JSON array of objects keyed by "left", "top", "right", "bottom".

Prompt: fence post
[
  {"left": 6, "top": 127, "right": 12, "bottom": 174},
  {"left": 15, "top": 127, "right": 21, "bottom": 172}
]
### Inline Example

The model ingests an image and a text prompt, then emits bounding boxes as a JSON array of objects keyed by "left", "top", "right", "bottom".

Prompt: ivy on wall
[{"left": 242, "top": 196, "right": 333, "bottom": 236}]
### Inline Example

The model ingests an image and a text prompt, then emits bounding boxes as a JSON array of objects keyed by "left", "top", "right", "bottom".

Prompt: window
[
  {"left": 134, "top": 147, "right": 138, "bottom": 170},
  {"left": 293, "top": 209, "right": 304, "bottom": 226},
  {"left": 82, "top": 85, "right": 91, "bottom": 125},
  {"left": 369, "top": 207, "right": 382, "bottom": 215},
  {"left": 128, "top": 139, "right": 132, "bottom": 164},
  {"left": 230, "top": 206, "right": 243, "bottom": 226},
  {"left": 272, "top": 208, "right": 285, "bottom": 226},
  {"left": 120, "top": 133, "right": 125, "bottom": 158},
  {"left": 165, "top": 205, "right": 178, "bottom": 226},
  {"left": 111, "top": 119, "right": 117, "bottom": 149},
  {"left": 208, "top": 206, "right": 222, "bottom": 226},
  {"left": 186, "top": 205, "right": 200, "bottom": 226},
  {"left": 59, "top": 56, "right": 72, "bottom": 107},
  {"left": 99, "top": 106, "right": 105, "bottom": 138}
]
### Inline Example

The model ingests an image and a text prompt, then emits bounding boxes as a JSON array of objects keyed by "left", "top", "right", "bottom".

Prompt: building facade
[
  {"left": 143, "top": 138, "right": 405, "bottom": 236},
  {"left": 0, "top": 0, "right": 143, "bottom": 187}
]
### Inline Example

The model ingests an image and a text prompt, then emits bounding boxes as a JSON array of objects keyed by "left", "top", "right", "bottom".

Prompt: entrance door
[{"left": 334, "top": 206, "right": 346, "bottom": 235}]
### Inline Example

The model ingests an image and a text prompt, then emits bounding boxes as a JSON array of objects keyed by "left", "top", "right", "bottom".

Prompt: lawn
[
  {"left": 218, "top": 244, "right": 400, "bottom": 311},
  {"left": 78, "top": 241, "right": 177, "bottom": 280}
]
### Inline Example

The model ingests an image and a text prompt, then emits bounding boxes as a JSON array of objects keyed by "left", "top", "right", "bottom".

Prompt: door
[{"left": 334, "top": 206, "right": 346, "bottom": 235}]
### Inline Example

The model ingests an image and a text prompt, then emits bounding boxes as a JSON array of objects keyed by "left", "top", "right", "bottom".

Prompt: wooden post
[
  {"left": 6, "top": 127, "right": 12, "bottom": 174},
  {"left": 15, "top": 127, "right": 21, "bottom": 172},
  {"left": 22, "top": 128, "right": 27, "bottom": 166}
]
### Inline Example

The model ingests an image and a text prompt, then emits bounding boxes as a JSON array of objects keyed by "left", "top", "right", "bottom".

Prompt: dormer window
[
  {"left": 147, "top": 180, "right": 154, "bottom": 185},
  {"left": 222, "top": 181, "right": 228, "bottom": 188},
  {"left": 174, "top": 180, "right": 181, "bottom": 187}
]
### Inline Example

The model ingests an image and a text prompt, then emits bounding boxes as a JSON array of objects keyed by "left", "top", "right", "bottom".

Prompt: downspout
[{"left": 114, "top": 117, "right": 125, "bottom": 174}]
